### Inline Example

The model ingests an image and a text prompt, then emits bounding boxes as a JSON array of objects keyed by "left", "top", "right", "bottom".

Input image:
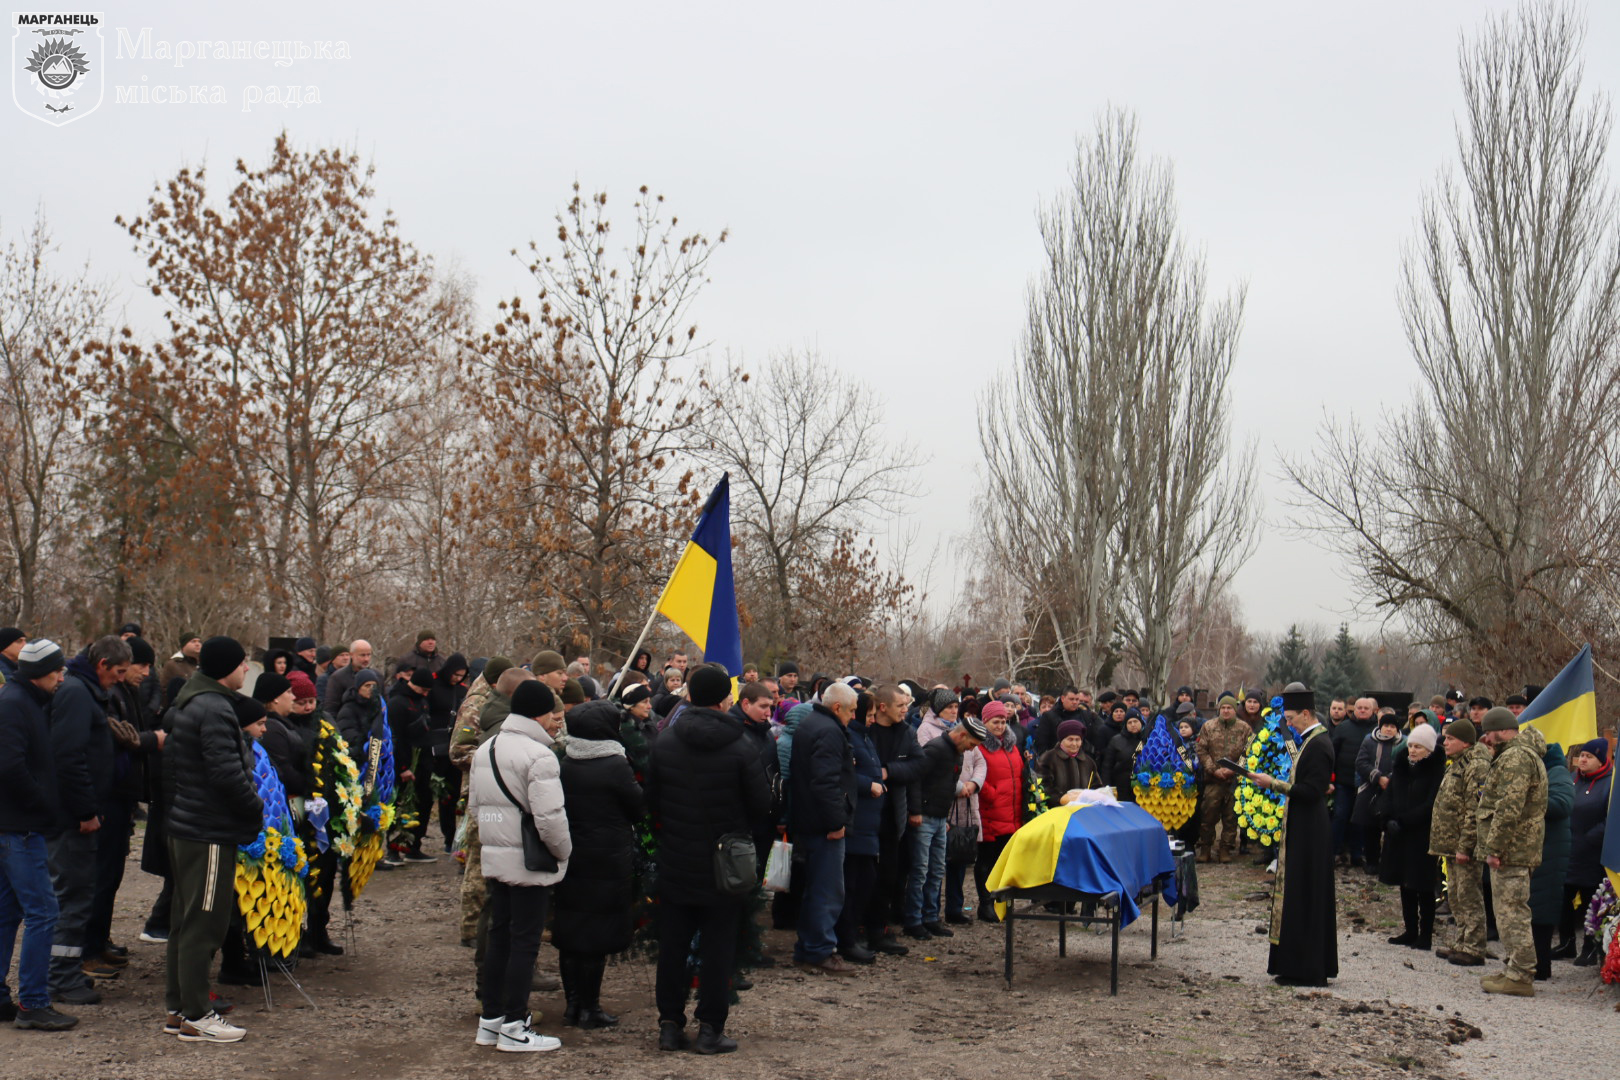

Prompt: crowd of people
[{"left": 1, "top": 621, "right": 1615, "bottom": 1050}]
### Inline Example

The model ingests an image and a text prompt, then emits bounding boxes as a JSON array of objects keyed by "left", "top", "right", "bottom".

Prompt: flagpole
[{"left": 607, "top": 604, "right": 663, "bottom": 700}]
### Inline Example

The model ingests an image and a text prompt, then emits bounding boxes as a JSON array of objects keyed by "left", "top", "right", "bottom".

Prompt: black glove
[{"left": 1384, "top": 819, "right": 1402, "bottom": 836}]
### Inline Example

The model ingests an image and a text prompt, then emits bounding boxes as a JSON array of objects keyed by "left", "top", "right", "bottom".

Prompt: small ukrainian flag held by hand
[
  {"left": 654, "top": 474, "right": 742, "bottom": 679},
  {"left": 1517, "top": 644, "right": 1598, "bottom": 751}
]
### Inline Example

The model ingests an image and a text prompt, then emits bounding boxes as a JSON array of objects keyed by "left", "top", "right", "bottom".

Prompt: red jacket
[{"left": 976, "top": 741, "right": 1024, "bottom": 842}]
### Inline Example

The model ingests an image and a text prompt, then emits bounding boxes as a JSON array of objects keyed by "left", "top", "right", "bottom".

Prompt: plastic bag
[{"left": 764, "top": 838, "right": 793, "bottom": 892}]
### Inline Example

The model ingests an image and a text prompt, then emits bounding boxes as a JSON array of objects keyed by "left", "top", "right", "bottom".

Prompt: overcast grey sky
[{"left": 8, "top": 1, "right": 1618, "bottom": 638}]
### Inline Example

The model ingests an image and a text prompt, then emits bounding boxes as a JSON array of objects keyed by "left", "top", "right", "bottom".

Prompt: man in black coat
[
  {"left": 387, "top": 668, "right": 435, "bottom": 861},
  {"left": 864, "top": 683, "right": 924, "bottom": 954},
  {"left": 729, "top": 682, "right": 782, "bottom": 875},
  {"left": 0, "top": 639, "right": 79, "bottom": 1030},
  {"left": 646, "top": 665, "right": 770, "bottom": 1055},
  {"left": 47, "top": 635, "right": 132, "bottom": 1004},
  {"left": 1331, "top": 696, "right": 1376, "bottom": 866},
  {"left": 162, "top": 637, "right": 260, "bottom": 1042},
  {"left": 788, "top": 682, "right": 859, "bottom": 976}
]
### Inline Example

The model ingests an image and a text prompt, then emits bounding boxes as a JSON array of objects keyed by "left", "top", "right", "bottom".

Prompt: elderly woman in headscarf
[
  {"left": 1379, "top": 724, "right": 1445, "bottom": 949},
  {"left": 1036, "top": 718, "right": 1099, "bottom": 808}
]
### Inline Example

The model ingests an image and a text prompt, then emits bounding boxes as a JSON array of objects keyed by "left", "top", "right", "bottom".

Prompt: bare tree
[
  {"left": 116, "top": 133, "right": 459, "bottom": 638},
  {"left": 0, "top": 212, "right": 109, "bottom": 628},
  {"left": 471, "top": 184, "right": 724, "bottom": 660},
  {"left": 978, "top": 107, "right": 1254, "bottom": 691},
  {"left": 699, "top": 349, "right": 920, "bottom": 657},
  {"left": 1284, "top": 3, "right": 1620, "bottom": 691}
]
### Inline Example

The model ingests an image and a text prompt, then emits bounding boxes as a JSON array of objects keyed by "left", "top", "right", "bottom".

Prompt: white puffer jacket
[{"left": 468, "top": 715, "right": 571, "bottom": 886}]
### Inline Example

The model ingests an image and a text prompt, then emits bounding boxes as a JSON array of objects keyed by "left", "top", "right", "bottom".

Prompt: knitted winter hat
[
  {"left": 252, "top": 672, "right": 292, "bottom": 704},
  {"left": 510, "top": 680, "right": 556, "bottom": 719},
  {"left": 1407, "top": 725, "right": 1438, "bottom": 752},
  {"left": 1443, "top": 718, "right": 1478, "bottom": 744},
  {"left": 1481, "top": 706, "right": 1518, "bottom": 733},
  {"left": 16, "top": 638, "right": 64, "bottom": 679},
  {"left": 1056, "top": 719, "right": 1086, "bottom": 741},
  {"left": 288, "top": 671, "right": 317, "bottom": 701},
  {"left": 199, "top": 636, "right": 247, "bottom": 679},
  {"left": 0, "top": 627, "right": 23, "bottom": 651},
  {"left": 531, "top": 650, "right": 566, "bottom": 675},
  {"left": 127, "top": 636, "right": 156, "bottom": 667},
  {"left": 687, "top": 665, "right": 732, "bottom": 708}
]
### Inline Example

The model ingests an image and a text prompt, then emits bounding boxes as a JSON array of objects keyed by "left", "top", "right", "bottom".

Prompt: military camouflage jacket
[
  {"left": 1195, "top": 717, "right": 1254, "bottom": 776},
  {"left": 1476, "top": 727, "right": 1548, "bottom": 868},
  {"left": 1428, "top": 742, "right": 1493, "bottom": 858}
]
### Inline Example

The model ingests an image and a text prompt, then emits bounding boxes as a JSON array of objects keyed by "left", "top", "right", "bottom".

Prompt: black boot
[
  {"left": 1415, "top": 893, "right": 1435, "bottom": 950},
  {"left": 1388, "top": 889, "right": 1419, "bottom": 946},
  {"left": 576, "top": 955, "right": 619, "bottom": 1029},
  {"left": 694, "top": 1022, "right": 737, "bottom": 1055},
  {"left": 1550, "top": 936, "right": 1577, "bottom": 960},
  {"left": 1532, "top": 923, "right": 1553, "bottom": 981},
  {"left": 559, "top": 954, "right": 581, "bottom": 1027},
  {"left": 1573, "top": 935, "right": 1601, "bottom": 967},
  {"left": 658, "top": 1021, "right": 689, "bottom": 1052}
]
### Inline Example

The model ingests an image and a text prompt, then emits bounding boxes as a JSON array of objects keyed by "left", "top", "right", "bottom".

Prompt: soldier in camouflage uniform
[
  {"left": 1474, "top": 707, "right": 1548, "bottom": 995},
  {"left": 1430, "top": 717, "right": 1494, "bottom": 965},
  {"left": 448, "top": 658, "right": 512, "bottom": 947},
  {"left": 1194, "top": 695, "right": 1254, "bottom": 863}
]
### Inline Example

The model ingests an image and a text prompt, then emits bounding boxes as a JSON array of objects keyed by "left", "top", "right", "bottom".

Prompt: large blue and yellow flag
[
  {"left": 984, "top": 802, "right": 1177, "bottom": 924},
  {"left": 1517, "top": 644, "right": 1598, "bottom": 751},
  {"left": 653, "top": 474, "right": 742, "bottom": 679},
  {"left": 1602, "top": 767, "right": 1620, "bottom": 895}
]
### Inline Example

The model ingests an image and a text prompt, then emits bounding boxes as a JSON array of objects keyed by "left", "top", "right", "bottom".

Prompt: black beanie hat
[
  {"left": 199, "top": 636, "right": 247, "bottom": 679},
  {"left": 688, "top": 665, "right": 732, "bottom": 708},
  {"left": 776, "top": 661, "right": 799, "bottom": 677},
  {"left": 294, "top": 636, "right": 317, "bottom": 653},
  {"left": 410, "top": 666, "right": 435, "bottom": 689},
  {"left": 232, "top": 694, "right": 267, "bottom": 729},
  {"left": 510, "top": 680, "right": 556, "bottom": 719},
  {"left": 620, "top": 683, "right": 653, "bottom": 708},
  {"left": 252, "top": 672, "right": 292, "bottom": 704},
  {"left": 0, "top": 627, "right": 23, "bottom": 651},
  {"left": 127, "top": 636, "right": 155, "bottom": 667}
]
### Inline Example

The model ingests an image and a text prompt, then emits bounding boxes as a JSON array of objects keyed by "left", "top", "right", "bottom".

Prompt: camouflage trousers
[
  {"left": 459, "top": 819, "right": 484, "bottom": 943},
  {"left": 1198, "top": 782, "right": 1239, "bottom": 854},
  {"left": 1445, "top": 857, "right": 1486, "bottom": 959},
  {"left": 1491, "top": 865, "right": 1535, "bottom": 983}
]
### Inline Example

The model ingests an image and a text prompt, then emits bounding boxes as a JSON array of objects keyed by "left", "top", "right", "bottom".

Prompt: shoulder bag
[{"left": 488, "top": 734, "right": 559, "bottom": 874}]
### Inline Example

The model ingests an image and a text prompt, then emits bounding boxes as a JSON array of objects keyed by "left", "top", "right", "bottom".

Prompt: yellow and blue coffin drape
[
  {"left": 984, "top": 802, "right": 1177, "bottom": 924},
  {"left": 654, "top": 474, "right": 743, "bottom": 679},
  {"left": 1518, "top": 644, "right": 1598, "bottom": 752}
]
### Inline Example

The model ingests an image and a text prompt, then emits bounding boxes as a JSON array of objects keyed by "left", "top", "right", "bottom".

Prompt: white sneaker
[
  {"left": 497, "top": 1019, "right": 560, "bottom": 1053},
  {"left": 177, "top": 1010, "right": 247, "bottom": 1043},
  {"left": 475, "top": 1015, "right": 503, "bottom": 1047}
]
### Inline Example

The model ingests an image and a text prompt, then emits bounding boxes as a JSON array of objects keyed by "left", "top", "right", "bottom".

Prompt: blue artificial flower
[
  {"left": 279, "top": 834, "right": 299, "bottom": 870},
  {"left": 242, "top": 831, "right": 267, "bottom": 859},
  {"left": 1135, "top": 771, "right": 1153, "bottom": 786},
  {"left": 364, "top": 804, "right": 382, "bottom": 829},
  {"left": 1158, "top": 773, "right": 1175, "bottom": 788}
]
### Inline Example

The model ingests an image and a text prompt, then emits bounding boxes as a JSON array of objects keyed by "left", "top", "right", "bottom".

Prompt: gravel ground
[
  {"left": 3, "top": 833, "right": 1611, "bottom": 1080},
  {"left": 1153, "top": 858, "right": 1620, "bottom": 1080}
]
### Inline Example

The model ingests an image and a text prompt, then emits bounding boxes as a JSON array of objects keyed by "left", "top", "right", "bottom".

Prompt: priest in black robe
[{"left": 1249, "top": 682, "right": 1337, "bottom": 986}]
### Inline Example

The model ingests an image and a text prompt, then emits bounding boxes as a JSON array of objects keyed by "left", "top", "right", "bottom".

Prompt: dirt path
[{"left": 2, "top": 840, "right": 1481, "bottom": 1080}]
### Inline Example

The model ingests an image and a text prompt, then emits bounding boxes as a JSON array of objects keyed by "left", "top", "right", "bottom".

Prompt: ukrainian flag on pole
[
  {"left": 1516, "top": 644, "right": 1598, "bottom": 751},
  {"left": 653, "top": 474, "right": 742, "bottom": 679}
]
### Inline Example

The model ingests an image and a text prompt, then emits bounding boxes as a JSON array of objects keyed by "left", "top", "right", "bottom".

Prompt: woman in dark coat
[
  {"left": 554, "top": 701, "right": 644, "bottom": 1029},
  {"left": 420, "top": 654, "right": 468, "bottom": 852},
  {"left": 1102, "top": 711, "right": 1145, "bottom": 803},
  {"left": 1378, "top": 726, "right": 1444, "bottom": 948},
  {"left": 1529, "top": 740, "right": 1574, "bottom": 979},
  {"left": 1562, "top": 739, "right": 1612, "bottom": 964}
]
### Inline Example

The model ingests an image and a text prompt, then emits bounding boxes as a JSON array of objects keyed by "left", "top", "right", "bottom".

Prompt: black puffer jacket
[
  {"left": 917, "top": 734, "right": 965, "bottom": 818},
  {"left": 554, "top": 702, "right": 645, "bottom": 955},
  {"left": 262, "top": 712, "right": 317, "bottom": 797},
  {"left": 647, "top": 705, "right": 770, "bottom": 905},
  {"left": 870, "top": 718, "right": 924, "bottom": 841},
  {"left": 0, "top": 677, "right": 60, "bottom": 834},
  {"left": 1568, "top": 762, "right": 1613, "bottom": 886},
  {"left": 163, "top": 673, "right": 262, "bottom": 845},
  {"left": 386, "top": 680, "right": 430, "bottom": 754},
  {"left": 336, "top": 686, "right": 384, "bottom": 756},
  {"left": 1377, "top": 746, "right": 1445, "bottom": 893}
]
